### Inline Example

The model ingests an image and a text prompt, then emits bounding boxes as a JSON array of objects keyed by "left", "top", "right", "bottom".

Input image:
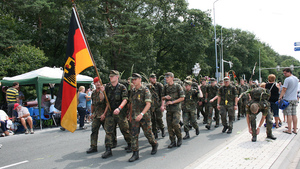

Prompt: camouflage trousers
[
  {"left": 104, "top": 115, "right": 132, "bottom": 148},
  {"left": 207, "top": 104, "right": 219, "bottom": 126},
  {"left": 151, "top": 107, "right": 164, "bottom": 134},
  {"left": 220, "top": 105, "right": 235, "bottom": 129},
  {"left": 90, "top": 118, "right": 105, "bottom": 149},
  {"left": 166, "top": 111, "right": 182, "bottom": 142},
  {"left": 249, "top": 110, "right": 274, "bottom": 137},
  {"left": 238, "top": 98, "right": 248, "bottom": 118},
  {"left": 182, "top": 109, "right": 198, "bottom": 132},
  {"left": 197, "top": 102, "right": 207, "bottom": 122},
  {"left": 130, "top": 116, "right": 157, "bottom": 151}
]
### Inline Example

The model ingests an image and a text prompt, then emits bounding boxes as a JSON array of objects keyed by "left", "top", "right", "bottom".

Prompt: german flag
[{"left": 58, "top": 7, "right": 94, "bottom": 132}]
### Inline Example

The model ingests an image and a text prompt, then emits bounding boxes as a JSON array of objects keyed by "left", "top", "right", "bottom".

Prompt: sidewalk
[{"left": 186, "top": 106, "right": 300, "bottom": 169}]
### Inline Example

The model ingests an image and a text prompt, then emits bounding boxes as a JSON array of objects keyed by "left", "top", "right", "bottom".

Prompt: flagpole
[{"left": 72, "top": 4, "right": 111, "bottom": 111}]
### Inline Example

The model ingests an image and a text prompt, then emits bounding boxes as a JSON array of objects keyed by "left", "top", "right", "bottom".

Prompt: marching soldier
[
  {"left": 147, "top": 73, "right": 165, "bottom": 138},
  {"left": 100, "top": 70, "right": 132, "bottom": 159},
  {"left": 86, "top": 77, "right": 106, "bottom": 154},
  {"left": 237, "top": 79, "right": 249, "bottom": 120},
  {"left": 182, "top": 80, "right": 200, "bottom": 139},
  {"left": 161, "top": 72, "right": 185, "bottom": 148},
  {"left": 246, "top": 87, "right": 277, "bottom": 142},
  {"left": 198, "top": 78, "right": 207, "bottom": 123},
  {"left": 217, "top": 77, "right": 238, "bottom": 134},
  {"left": 128, "top": 73, "right": 158, "bottom": 162},
  {"left": 205, "top": 78, "right": 220, "bottom": 129}
]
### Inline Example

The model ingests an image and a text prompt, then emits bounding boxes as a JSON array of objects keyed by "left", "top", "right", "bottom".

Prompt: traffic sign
[
  {"left": 295, "top": 47, "right": 300, "bottom": 51},
  {"left": 294, "top": 42, "right": 300, "bottom": 46}
]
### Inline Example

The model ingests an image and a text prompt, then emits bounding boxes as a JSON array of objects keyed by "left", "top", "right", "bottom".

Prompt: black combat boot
[
  {"left": 205, "top": 125, "right": 211, "bottom": 130},
  {"left": 196, "top": 128, "right": 200, "bottom": 135},
  {"left": 267, "top": 135, "right": 277, "bottom": 140},
  {"left": 227, "top": 128, "right": 232, "bottom": 134},
  {"left": 125, "top": 143, "right": 132, "bottom": 153},
  {"left": 222, "top": 126, "right": 228, "bottom": 133},
  {"left": 161, "top": 128, "right": 165, "bottom": 137},
  {"left": 102, "top": 147, "right": 112, "bottom": 159},
  {"left": 177, "top": 138, "right": 182, "bottom": 147},
  {"left": 183, "top": 132, "right": 190, "bottom": 140},
  {"left": 151, "top": 143, "right": 158, "bottom": 155},
  {"left": 215, "top": 121, "right": 219, "bottom": 128},
  {"left": 86, "top": 147, "right": 97, "bottom": 154},
  {"left": 252, "top": 136, "right": 257, "bottom": 142},
  {"left": 168, "top": 142, "right": 176, "bottom": 148},
  {"left": 128, "top": 151, "right": 139, "bottom": 162}
]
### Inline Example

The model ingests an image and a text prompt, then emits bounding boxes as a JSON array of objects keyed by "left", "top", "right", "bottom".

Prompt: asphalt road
[{"left": 0, "top": 113, "right": 249, "bottom": 169}]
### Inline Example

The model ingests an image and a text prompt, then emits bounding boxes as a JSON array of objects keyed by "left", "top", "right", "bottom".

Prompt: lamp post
[
  {"left": 213, "top": 0, "right": 219, "bottom": 82},
  {"left": 221, "top": 26, "right": 224, "bottom": 80},
  {"left": 259, "top": 48, "right": 261, "bottom": 83}
]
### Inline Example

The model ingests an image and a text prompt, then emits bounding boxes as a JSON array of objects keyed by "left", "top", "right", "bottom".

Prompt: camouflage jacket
[
  {"left": 239, "top": 84, "right": 249, "bottom": 99},
  {"left": 162, "top": 83, "right": 185, "bottom": 112},
  {"left": 200, "top": 85, "right": 207, "bottom": 102},
  {"left": 206, "top": 85, "right": 219, "bottom": 104},
  {"left": 91, "top": 90, "right": 106, "bottom": 118},
  {"left": 217, "top": 84, "right": 238, "bottom": 106},
  {"left": 182, "top": 88, "right": 200, "bottom": 111},
  {"left": 130, "top": 85, "right": 152, "bottom": 120},
  {"left": 105, "top": 82, "right": 128, "bottom": 116},
  {"left": 147, "top": 82, "right": 163, "bottom": 109},
  {"left": 248, "top": 87, "right": 270, "bottom": 102}
]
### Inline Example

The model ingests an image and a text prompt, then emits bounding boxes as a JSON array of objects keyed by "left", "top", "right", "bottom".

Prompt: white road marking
[{"left": 0, "top": 160, "right": 29, "bottom": 169}]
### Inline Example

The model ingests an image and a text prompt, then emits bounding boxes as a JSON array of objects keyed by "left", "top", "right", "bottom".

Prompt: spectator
[
  {"left": 86, "top": 88, "right": 92, "bottom": 123},
  {"left": 77, "top": 86, "right": 91, "bottom": 130},
  {"left": 0, "top": 110, "right": 13, "bottom": 137},
  {"left": 6, "top": 82, "right": 20, "bottom": 118},
  {"left": 14, "top": 103, "right": 34, "bottom": 134},
  {"left": 279, "top": 68, "right": 299, "bottom": 134},
  {"left": 265, "top": 74, "right": 282, "bottom": 128},
  {"left": 41, "top": 90, "right": 50, "bottom": 113},
  {"left": 49, "top": 99, "right": 61, "bottom": 125},
  {"left": 18, "top": 86, "right": 25, "bottom": 105}
]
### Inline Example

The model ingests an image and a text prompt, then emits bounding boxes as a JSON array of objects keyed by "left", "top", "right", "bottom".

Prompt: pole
[
  {"left": 221, "top": 27, "right": 224, "bottom": 80},
  {"left": 213, "top": 0, "right": 219, "bottom": 82},
  {"left": 72, "top": 4, "right": 111, "bottom": 111},
  {"left": 259, "top": 48, "right": 261, "bottom": 83}
]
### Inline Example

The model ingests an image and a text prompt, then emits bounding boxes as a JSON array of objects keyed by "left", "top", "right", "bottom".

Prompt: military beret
[
  {"left": 149, "top": 73, "right": 156, "bottom": 78},
  {"left": 224, "top": 77, "right": 230, "bottom": 82},
  {"left": 165, "top": 72, "right": 174, "bottom": 77},
  {"left": 93, "top": 77, "right": 99, "bottom": 83},
  {"left": 184, "top": 80, "right": 192, "bottom": 85},
  {"left": 132, "top": 73, "right": 142, "bottom": 79},
  {"left": 109, "top": 70, "right": 120, "bottom": 76},
  {"left": 210, "top": 78, "right": 216, "bottom": 82}
]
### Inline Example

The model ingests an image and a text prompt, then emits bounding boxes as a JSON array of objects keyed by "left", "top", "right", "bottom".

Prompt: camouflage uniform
[
  {"left": 218, "top": 84, "right": 238, "bottom": 130},
  {"left": 104, "top": 82, "right": 131, "bottom": 148},
  {"left": 147, "top": 81, "right": 164, "bottom": 136},
  {"left": 163, "top": 83, "right": 185, "bottom": 143},
  {"left": 129, "top": 85, "right": 157, "bottom": 151},
  {"left": 90, "top": 90, "right": 106, "bottom": 149},
  {"left": 247, "top": 88, "right": 274, "bottom": 138},
  {"left": 182, "top": 87, "right": 199, "bottom": 132},
  {"left": 206, "top": 83, "right": 220, "bottom": 128},
  {"left": 238, "top": 83, "right": 249, "bottom": 119},
  {"left": 198, "top": 83, "right": 207, "bottom": 122}
]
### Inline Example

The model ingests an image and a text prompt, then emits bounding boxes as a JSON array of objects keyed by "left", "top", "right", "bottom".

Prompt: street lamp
[
  {"left": 192, "top": 63, "right": 201, "bottom": 77},
  {"left": 213, "top": 0, "right": 219, "bottom": 82}
]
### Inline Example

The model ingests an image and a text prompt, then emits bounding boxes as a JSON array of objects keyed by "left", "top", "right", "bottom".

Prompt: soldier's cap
[
  {"left": 109, "top": 70, "right": 120, "bottom": 77},
  {"left": 184, "top": 80, "right": 192, "bottom": 86},
  {"left": 185, "top": 75, "right": 192, "bottom": 80},
  {"left": 210, "top": 78, "right": 216, "bottom": 82},
  {"left": 149, "top": 73, "right": 156, "bottom": 78},
  {"left": 224, "top": 77, "right": 230, "bottom": 82},
  {"left": 93, "top": 77, "right": 99, "bottom": 83},
  {"left": 219, "top": 80, "right": 224, "bottom": 83},
  {"left": 131, "top": 73, "right": 142, "bottom": 79},
  {"left": 250, "top": 103, "right": 259, "bottom": 114},
  {"left": 165, "top": 72, "right": 174, "bottom": 77}
]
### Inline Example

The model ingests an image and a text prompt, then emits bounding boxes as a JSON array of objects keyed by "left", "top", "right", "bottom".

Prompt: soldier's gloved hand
[
  {"left": 113, "top": 108, "right": 120, "bottom": 115},
  {"left": 256, "top": 128, "right": 260, "bottom": 135},
  {"left": 100, "top": 114, "right": 105, "bottom": 121},
  {"left": 248, "top": 128, "right": 252, "bottom": 134}
]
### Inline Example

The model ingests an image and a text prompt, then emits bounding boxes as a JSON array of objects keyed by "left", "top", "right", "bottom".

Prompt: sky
[{"left": 187, "top": 0, "right": 300, "bottom": 61}]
